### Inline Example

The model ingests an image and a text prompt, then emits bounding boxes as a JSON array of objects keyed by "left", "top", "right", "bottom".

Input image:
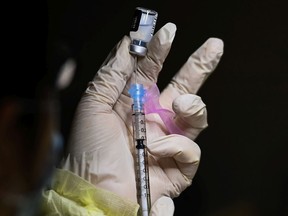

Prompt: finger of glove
[
  {"left": 150, "top": 196, "right": 175, "bottom": 216},
  {"left": 159, "top": 38, "right": 224, "bottom": 110},
  {"left": 134, "top": 23, "right": 176, "bottom": 88},
  {"left": 149, "top": 134, "right": 201, "bottom": 184},
  {"left": 115, "top": 23, "right": 176, "bottom": 124},
  {"left": 86, "top": 36, "right": 134, "bottom": 108},
  {"left": 172, "top": 94, "right": 208, "bottom": 140}
]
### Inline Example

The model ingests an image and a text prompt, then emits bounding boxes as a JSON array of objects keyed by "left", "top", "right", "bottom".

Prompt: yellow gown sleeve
[{"left": 41, "top": 168, "right": 139, "bottom": 216}]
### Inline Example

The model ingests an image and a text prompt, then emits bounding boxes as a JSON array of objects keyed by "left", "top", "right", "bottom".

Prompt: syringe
[
  {"left": 129, "top": 81, "right": 151, "bottom": 216},
  {"left": 128, "top": 7, "right": 158, "bottom": 216}
]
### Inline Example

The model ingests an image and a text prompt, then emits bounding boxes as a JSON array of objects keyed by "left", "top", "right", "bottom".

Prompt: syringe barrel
[
  {"left": 132, "top": 112, "right": 146, "bottom": 140},
  {"left": 135, "top": 141, "right": 150, "bottom": 216},
  {"left": 129, "top": 83, "right": 151, "bottom": 215}
]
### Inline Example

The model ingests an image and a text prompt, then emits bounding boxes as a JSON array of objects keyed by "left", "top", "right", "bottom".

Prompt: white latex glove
[{"left": 62, "top": 22, "right": 224, "bottom": 215}]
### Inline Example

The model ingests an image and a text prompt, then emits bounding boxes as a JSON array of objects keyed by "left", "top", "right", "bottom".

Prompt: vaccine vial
[{"left": 129, "top": 7, "right": 158, "bottom": 56}]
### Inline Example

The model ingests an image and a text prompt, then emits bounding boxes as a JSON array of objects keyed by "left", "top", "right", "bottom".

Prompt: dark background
[{"left": 44, "top": 0, "right": 287, "bottom": 215}]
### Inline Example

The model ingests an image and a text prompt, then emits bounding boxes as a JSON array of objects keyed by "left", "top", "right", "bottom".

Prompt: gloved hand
[{"left": 62, "top": 22, "right": 224, "bottom": 215}]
